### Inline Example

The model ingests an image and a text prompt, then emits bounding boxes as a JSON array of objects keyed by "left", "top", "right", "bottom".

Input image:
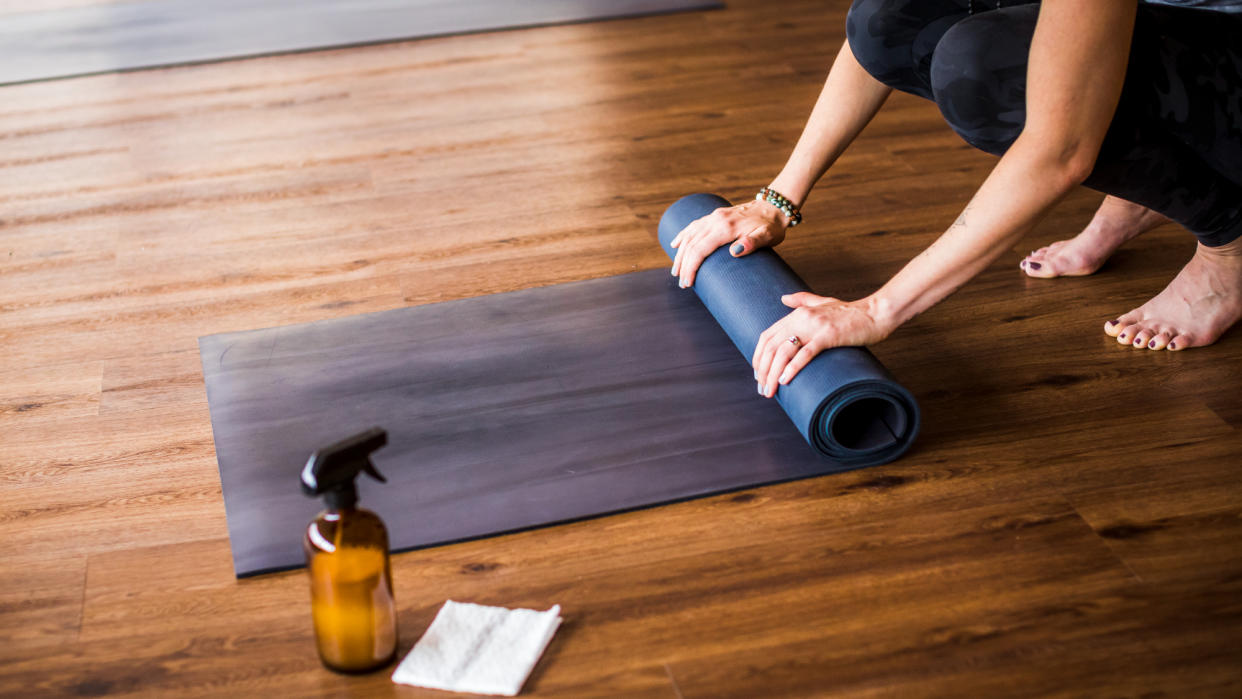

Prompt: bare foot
[
  {"left": 1104, "top": 237, "right": 1242, "bottom": 351},
  {"left": 1020, "top": 196, "right": 1169, "bottom": 278}
]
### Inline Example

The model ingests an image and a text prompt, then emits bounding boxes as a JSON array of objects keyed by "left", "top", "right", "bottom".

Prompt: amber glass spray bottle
[{"left": 300, "top": 427, "right": 397, "bottom": 673}]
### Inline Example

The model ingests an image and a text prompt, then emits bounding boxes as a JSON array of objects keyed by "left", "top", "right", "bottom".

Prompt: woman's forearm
[
  {"left": 769, "top": 40, "right": 892, "bottom": 207},
  {"left": 670, "top": 39, "right": 892, "bottom": 287},
  {"left": 867, "top": 135, "right": 1089, "bottom": 331}
]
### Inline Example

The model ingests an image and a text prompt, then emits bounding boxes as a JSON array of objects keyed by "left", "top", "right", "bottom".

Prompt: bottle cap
[{"left": 301, "top": 427, "right": 388, "bottom": 509}]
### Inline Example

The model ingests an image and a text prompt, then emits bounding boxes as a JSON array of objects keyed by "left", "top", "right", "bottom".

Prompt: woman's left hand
[{"left": 753, "top": 292, "right": 892, "bottom": 397}]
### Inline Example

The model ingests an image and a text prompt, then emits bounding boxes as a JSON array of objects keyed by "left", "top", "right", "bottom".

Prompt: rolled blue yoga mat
[{"left": 658, "top": 193, "right": 920, "bottom": 465}]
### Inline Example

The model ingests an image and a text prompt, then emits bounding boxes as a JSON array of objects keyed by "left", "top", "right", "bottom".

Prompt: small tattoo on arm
[{"left": 953, "top": 207, "right": 970, "bottom": 229}]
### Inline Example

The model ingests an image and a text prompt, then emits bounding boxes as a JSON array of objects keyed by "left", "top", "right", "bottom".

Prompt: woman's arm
[
  {"left": 671, "top": 40, "right": 892, "bottom": 288},
  {"left": 754, "top": 0, "right": 1138, "bottom": 397},
  {"left": 770, "top": 40, "right": 894, "bottom": 210}
]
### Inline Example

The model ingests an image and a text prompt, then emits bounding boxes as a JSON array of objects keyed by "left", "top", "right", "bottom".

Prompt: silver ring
[{"left": 787, "top": 336, "right": 801, "bottom": 347}]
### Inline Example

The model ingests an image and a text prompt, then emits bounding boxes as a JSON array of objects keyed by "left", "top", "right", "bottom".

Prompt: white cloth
[{"left": 391, "top": 600, "right": 563, "bottom": 696}]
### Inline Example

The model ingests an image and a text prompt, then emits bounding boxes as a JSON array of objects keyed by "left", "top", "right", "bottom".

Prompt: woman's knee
[
  {"left": 846, "top": 0, "right": 936, "bottom": 98},
  {"left": 929, "top": 9, "right": 1037, "bottom": 155}
]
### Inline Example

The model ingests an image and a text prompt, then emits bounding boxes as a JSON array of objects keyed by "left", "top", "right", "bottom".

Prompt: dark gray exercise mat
[
  {"left": 0, "top": 0, "right": 723, "bottom": 86},
  {"left": 200, "top": 266, "right": 915, "bottom": 577}
]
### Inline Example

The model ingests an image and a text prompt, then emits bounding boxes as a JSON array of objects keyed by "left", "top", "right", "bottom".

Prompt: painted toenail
[
  {"left": 1108, "top": 319, "right": 1119, "bottom": 326},
  {"left": 1119, "top": 334, "right": 1127, "bottom": 340},
  {"left": 1148, "top": 340, "right": 1156, "bottom": 348},
  {"left": 1028, "top": 261, "right": 1041, "bottom": 270},
  {"left": 1169, "top": 342, "right": 1177, "bottom": 350}
]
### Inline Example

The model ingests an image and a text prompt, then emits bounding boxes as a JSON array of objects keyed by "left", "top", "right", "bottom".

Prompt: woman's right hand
[{"left": 670, "top": 199, "right": 790, "bottom": 288}]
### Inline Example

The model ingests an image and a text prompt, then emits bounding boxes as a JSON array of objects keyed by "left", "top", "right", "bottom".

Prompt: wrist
[
  {"left": 753, "top": 198, "right": 795, "bottom": 229},
  {"left": 862, "top": 292, "right": 903, "bottom": 338},
  {"left": 755, "top": 186, "right": 803, "bottom": 228},
  {"left": 768, "top": 174, "right": 810, "bottom": 209}
]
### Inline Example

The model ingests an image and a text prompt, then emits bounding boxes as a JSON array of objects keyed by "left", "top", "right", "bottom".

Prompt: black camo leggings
[{"left": 846, "top": 0, "right": 1242, "bottom": 247}]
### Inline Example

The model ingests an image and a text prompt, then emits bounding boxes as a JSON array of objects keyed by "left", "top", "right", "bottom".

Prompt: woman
[{"left": 670, "top": 0, "right": 1242, "bottom": 399}]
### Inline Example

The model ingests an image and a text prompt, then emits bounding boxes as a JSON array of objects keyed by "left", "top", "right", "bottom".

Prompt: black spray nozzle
[{"left": 301, "top": 427, "right": 388, "bottom": 508}]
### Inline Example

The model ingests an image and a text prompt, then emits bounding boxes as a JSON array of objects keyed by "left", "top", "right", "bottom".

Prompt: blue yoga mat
[{"left": 658, "top": 193, "right": 919, "bottom": 465}]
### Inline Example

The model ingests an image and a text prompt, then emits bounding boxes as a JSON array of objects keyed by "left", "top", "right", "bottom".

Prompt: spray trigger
[
  {"left": 301, "top": 427, "right": 389, "bottom": 506},
  {"left": 363, "top": 461, "right": 387, "bottom": 483}
]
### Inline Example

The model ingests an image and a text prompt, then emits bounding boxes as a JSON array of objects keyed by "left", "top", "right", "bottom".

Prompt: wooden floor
[{"left": 3, "top": 1, "right": 1241, "bottom": 696}]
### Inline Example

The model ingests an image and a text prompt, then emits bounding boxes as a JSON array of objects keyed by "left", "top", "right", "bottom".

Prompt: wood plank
[{"left": 2, "top": 0, "right": 1240, "bottom": 694}]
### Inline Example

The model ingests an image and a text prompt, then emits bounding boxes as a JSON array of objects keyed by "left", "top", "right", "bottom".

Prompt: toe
[
  {"left": 1020, "top": 247, "right": 1054, "bottom": 278},
  {"left": 1147, "top": 332, "right": 1172, "bottom": 350},
  {"left": 1021, "top": 258, "right": 1056, "bottom": 278},
  {"left": 1115, "top": 323, "right": 1141, "bottom": 345},
  {"left": 1103, "top": 318, "right": 1124, "bottom": 337},
  {"left": 1168, "top": 333, "right": 1193, "bottom": 351},
  {"left": 1131, "top": 328, "right": 1153, "bottom": 348}
]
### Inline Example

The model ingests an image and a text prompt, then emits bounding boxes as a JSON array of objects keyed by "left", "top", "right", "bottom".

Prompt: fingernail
[
  {"left": 757, "top": 384, "right": 763, "bottom": 395},
  {"left": 779, "top": 372, "right": 790, "bottom": 385},
  {"left": 1027, "top": 261, "right": 1041, "bottom": 270},
  {"left": 1148, "top": 340, "right": 1156, "bottom": 348},
  {"left": 730, "top": 242, "right": 744, "bottom": 255}
]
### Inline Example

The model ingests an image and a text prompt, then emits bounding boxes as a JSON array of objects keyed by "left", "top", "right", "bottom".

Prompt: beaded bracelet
[{"left": 756, "top": 186, "right": 802, "bottom": 227}]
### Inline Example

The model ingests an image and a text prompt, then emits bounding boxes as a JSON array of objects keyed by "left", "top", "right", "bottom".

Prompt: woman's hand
[
  {"left": 670, "top": 199, "right": 789, "bottom": 288},
  {"left": 752, "top": 292, "right": 892, "bottom": 398}
]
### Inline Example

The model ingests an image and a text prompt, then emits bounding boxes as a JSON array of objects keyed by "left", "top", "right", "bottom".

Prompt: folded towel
[{"left": 391, "top": 600, "right": 563, "bottom": 696}]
